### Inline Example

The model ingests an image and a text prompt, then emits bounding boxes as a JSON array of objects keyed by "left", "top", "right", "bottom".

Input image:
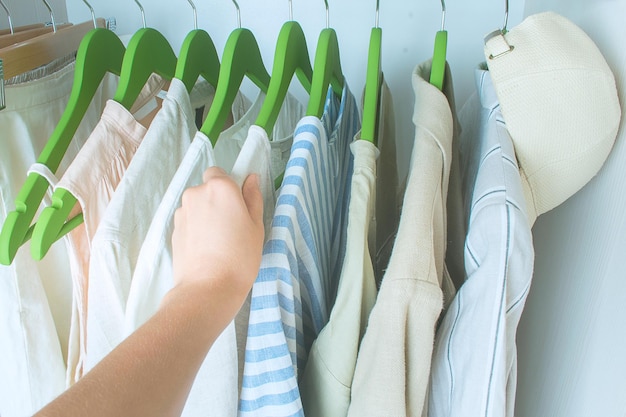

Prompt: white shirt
[
  {"left": 126, "top": 95, "right": 304, "bottom": 417},
  {"left": 85, "top": 79, "right": 249, "bottom": 371},
  {"left": 0, "top": 62, "right": 116, "bottom": 417},
  {"left": 428, "top": 69, "right": 535, "bottom": 417}
]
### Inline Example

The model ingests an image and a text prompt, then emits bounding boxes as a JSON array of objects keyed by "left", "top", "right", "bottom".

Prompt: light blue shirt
[
  {"left": 428, "top": 69, "right": 535, "bottom": 417},
  {"left": 239, "top": 85, "right": 360, "bottom": 417}
]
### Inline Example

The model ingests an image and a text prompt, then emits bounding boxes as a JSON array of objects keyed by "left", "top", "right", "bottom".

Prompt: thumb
[{"left": 242, "top": 174, "right": 264, "bottom": 230}]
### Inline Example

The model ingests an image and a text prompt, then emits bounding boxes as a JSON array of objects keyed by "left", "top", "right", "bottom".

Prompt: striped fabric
[
  {"left": 428, "top": 69, "right": 535, "bottom": 417},
  {"left": 239, "top": 85, "right": 360, "bottom": 417}
]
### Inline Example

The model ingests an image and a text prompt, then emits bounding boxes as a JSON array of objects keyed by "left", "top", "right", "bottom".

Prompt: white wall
[
  {"left": 515, "top": 1, "right": 626, "bottom": 417},
  {"left": 66, "top": 0, "right": 524, "bottom": 174},
  {"left": 0, "top": 0, "right": 67, "bottom": 29}
]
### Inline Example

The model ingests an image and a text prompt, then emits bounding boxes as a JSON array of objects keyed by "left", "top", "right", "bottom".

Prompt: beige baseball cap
[{"left": 484, "top": 12, "right": 621, "bottom": 225}]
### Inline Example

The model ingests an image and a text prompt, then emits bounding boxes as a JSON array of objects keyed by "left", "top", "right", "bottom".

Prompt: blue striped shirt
[
  {"left": 428, "top": 69, "right": 535, "bottom": 417},
  {"left": 239, "top": 85, "right": 360, "bottom": 416}
]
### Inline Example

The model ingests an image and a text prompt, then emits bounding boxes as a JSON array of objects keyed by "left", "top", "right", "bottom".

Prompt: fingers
[
  {"left": 242, "top": 174, "right": 264, "bottom": 231},
  {"left": 202, "top": 166, "right": 228, "bottom": 183}
]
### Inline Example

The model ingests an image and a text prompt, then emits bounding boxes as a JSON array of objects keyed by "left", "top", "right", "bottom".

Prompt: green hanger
[
  {"left": 199, "top": 28, "right": 270, "bottom": 145},
  {"left": 306, "top": 28, "right": 343, "bottom": 118},
  {"left": 113, "top": 27, "right": 177, "bottom": 109},
  {"left": 31, "top": 26, "right": 178, "bottom": 260},
  {"left": 255, "top": 20, "right": 313, "bottom": 134},
  {"left": 0, "top": 28, "right": 125, "bottom": 265},
  {"left": 175, "top": 29, "right": 220, "bottom": 93},
  {"left": 429, "top": 0, "right": 447, "bottom": 91},
  {"left": 306, "top": 1, "right": 344, "bottom": 118},
  {"left": 175, "top": 1, "right": 220, "bottom": 92},
  {"left": 360, "top": 26, "right": 382, "bottom": 145}
]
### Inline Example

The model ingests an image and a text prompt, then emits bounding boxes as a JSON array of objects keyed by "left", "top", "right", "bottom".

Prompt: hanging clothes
[
  {"left": 124, "top": 93, "right": 304, "bottom": 417},
  {"left": 53, "top": 74, "right": 166, "bottom": 385},
  {"left": 428, "top": 68, "right": 534, "bottom": 417},
  {"left": 429, "top": 12, "right": 621, "bottom": 417},
  {"left": 299, "top": 77, "right": 401, "bottom": 417},
  {"left": 238, "top": 85, "right": 359, "bottom": 417},
  {"left": 85, "top": 78, "right": 231, "bottom": 371},
  {"left": 347, "top": 60, "right": 457, "bottom": 417},
  {"left": 0, "top": 61, "right": 117, "bottom": 417}
]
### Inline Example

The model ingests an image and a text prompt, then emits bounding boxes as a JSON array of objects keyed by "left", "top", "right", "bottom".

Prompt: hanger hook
[
  {"left": 440, "top": 0, "right": 446, "bottom": 31},
  {"left": 41, "top": 0, "right": 56, "bottom": 32},
  {"left": 288, "top": 0, "right": 293, "bottom": 21},
  {"left": 81, "top": 0, "right": 97, "bottom": 29},
  {"left": 0, "top": 0, "right": 13, "bottom": 34},
  {"left": 324, "top": 0, "right": 329, "bottom": 28},
  {"left": 133, "top": 0, "right": 146, "bottom": 28},
  {"left": 375, "top": 0, "right": 380, "bottom": 28},
  {"left": 502, "top": 0, "right": 509, "bottom": 33},
  {"left": 186, "top": 0, "right": 197, "bottom": 30},
  {"left": 231, "top": 0, "right": 241, "bottom": 28}
]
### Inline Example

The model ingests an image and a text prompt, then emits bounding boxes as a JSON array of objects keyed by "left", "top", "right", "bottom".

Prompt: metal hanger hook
[
  {"left": 41, "top": 0, "right": 56, "bottom": 32},
  {"left": 81, "top": 0, "right": 97, "bottom": 29},
  {"left": 0, "top": 0, "right": 13, "bottom": 34},
  {"left": 133, "top": 0, "right": 146, "bottom": 28},
  {"left": 440, "top": 0, "right": 446, "bottom": 31},
  {"left": 324, "top": 0, "right": 329, "bottom": 28},
  {"left": 375, "top": 0, "right": 380, "bottom": 28},
  {"left": 502, "top": 0, "right": 509, "bottom": 33},
  {"left": 231, "top": 0, "right": 241, "bottom": 28},
  {"left": 186, "top": 0, "right": 197, "bottom": 30}
]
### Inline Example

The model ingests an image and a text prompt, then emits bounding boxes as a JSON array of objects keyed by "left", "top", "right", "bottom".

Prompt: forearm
[{"left": 35, "top": 282, "right": 230, "bottom": 417}]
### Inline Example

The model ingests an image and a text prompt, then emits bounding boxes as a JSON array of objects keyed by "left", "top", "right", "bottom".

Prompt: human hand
[{"left": 170, "top": 167, "right": 265, "bottom": 326}]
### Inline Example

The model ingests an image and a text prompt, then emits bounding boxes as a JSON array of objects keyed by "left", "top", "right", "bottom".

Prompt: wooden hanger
[
  {"left": 31, "top": 0, "right": 178, "bottom": 260},
  {"left": 0, "top": 23, "right": 55, "bottom": 36},
  {"left": 360, "top": 0, "right": 382, "bottom": 145},
  {"left": 0, "top": 18, "right": 105, "bottom": 79},
  {"left": 255, "top": 0, "right": 313, "bottom": 135},
  {"left": 0, "top": 23, "right": 73, "bottom": 49},
  {"left": 430, "top": 0, "right": 447, "bottom": 91},
  {"left": 175, "top": 0, "right": 220, "bottom": 92},
  {"left": 200, "top": 0, "right": 270, "bottom": 145},
  {"left": 306, "top": 0, "right": 344, "bottom": 118},
  {"left": 0, "top": 22, "right": 125, "bottom": 265}
]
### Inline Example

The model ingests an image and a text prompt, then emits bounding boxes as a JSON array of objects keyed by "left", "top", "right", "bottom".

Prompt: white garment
[
  {"left": 347, "top": 61, "right": 457, "bottom": 417},
  {"left": 85, "top": 79, "right": 249, "bottom": 371},
  {"left": 126, "top": 95, "right": 304, "bottom": 417},
  {"left": 0, "top": 62, "right": 116, "bottom": 417},
  {"left": 428, "top": 69, "right": 535, "bottom": 417},
  {"left": 56, "top": 73, "right": 166, "bottom": 385}
]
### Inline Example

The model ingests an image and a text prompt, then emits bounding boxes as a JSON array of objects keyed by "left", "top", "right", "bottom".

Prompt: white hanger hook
[
  {"left": 41, "top": 0, "right": 56, "bottom": 32},
  {"left": 81, "top": 0, "right": 97, "bottom": 29},
  {"left": 186, "top": 0, "right": 197, "bottom": 30},
  {"left": 133, "top": 0, "right": 146, "bottom": 28},
  {"left": 231, "top": 0, "right": 241, "bottom": 28},
  {"left": 440, "top": 0, "right": 446, "bottom": 31},
  {"left": 0, "top": 0, "right": 13, "bottom": 34},
  {"left": 288, "top": 0, "right": 293, "bottom": 21},
  {"left": 375, "top": 0, "right": 380, "bottom": 28}
]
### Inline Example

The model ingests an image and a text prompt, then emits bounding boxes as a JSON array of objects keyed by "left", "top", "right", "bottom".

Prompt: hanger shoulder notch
[
  {"left": 307, "top": 27, "right": 344, "bottom": 118},
  {"left": 113, "top": 27, "right": 177, "bottom": 109},
  {"left": 200, "top": 28, "right": 270, "bottom": 144},
  {"left": 175, "top": 29, "right": 220, "bottom": 93},
  {"left": 255, "top": 21, "right": 313, "bottom": 133}
]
